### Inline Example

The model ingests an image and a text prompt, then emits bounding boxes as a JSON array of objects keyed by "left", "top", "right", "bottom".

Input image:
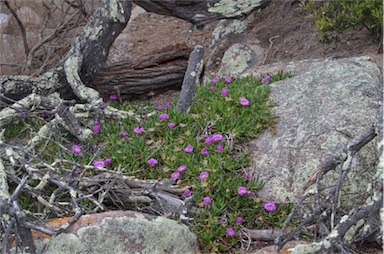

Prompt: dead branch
[{"left": 276, "top": 118, "right": 383, "bottom": 253}]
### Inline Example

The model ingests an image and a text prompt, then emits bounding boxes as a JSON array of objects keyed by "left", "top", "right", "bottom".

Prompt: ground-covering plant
[
  {"left": 4, "top": 71, "right": 295, "bottom": 252},
  {"left": 301, "top": 0, "right": 383, "bottom": 43}
]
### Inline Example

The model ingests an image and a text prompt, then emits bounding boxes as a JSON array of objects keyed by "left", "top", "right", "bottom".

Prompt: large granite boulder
[
  {"left": 246, "top": 56, "right": 382, "bottom": 208},
  {"left": 15, "top": 211, "right": 197, "bottom": 254}
]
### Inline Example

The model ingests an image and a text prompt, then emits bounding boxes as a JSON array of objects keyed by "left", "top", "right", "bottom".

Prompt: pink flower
[
  {"left": 171, "top": 172, "right": 180, "bottom": 179},
  {"left": 199, "top": 171, "right": 209, "bottom": 180},
  {"left": 225, "top": 76, "right": 232, "bottom": 83},
  {"left": 159, "top": 114, "right": 168, "bottom": 121},
  {"left": 109, "top": 94, "right": 117, "bottom": 100},
  {"left": 226, "top": 227, "right": 235, "bottom": 236},
  {"left": 212, "top": 134, "right": 223, "bottom": 141},
  {"left": 201, "top": 148, "right": 208, "bottom": 155},
  {"left": 185, "top": 145, "right": 194, "bottom": 153},
  {"left": 262, "top": 75, "right": 270, "bottom": 83},
  {"left": 212, "top": 76, "right": 220, "bottom": 83},
  {"left": 165, "top": 103, "right": 171, "bottom": 108},
  {"left": 240, "top": 97, "right": 250, "bottom": 106},
  {"left": 236, "top": 217, "right": 243, "bottom": 224},
  {"left": 134, "top": 127, "right": 144, "bottom": 134},
  {"left": 71, "top": 145, "right": 82, "bottom": 154},
  {"left": 238, "top": 186, "right": 248, "bottom": 195},
  {"left": 99, "top": 102, "right": 107, "bottom": 108},
  {"left": 246, "top": 173, "right": 251, "bottom": 179},
  {"left": 221, "top": 88, "right": 229, "bottom": 96},
  {"left": 94, "top": 121, "right": 99, "bottom": 125},
  {"left": 217, "top": 144, "right": 223, "bottom": 152},
  {"left": 92, "top": 125, "right": 100, "bottom": 133},
  {"left": 120, "top": 131, "right": 128, "bottom": 137},
  {"left": 203, "top": 196, "right": 211, "bottom": 205},
  {"left": 184, "top": 189, "right": 191, "bottom": 196},
  {"left": 264, "top": 202, "right": 276, "bottom": 212},
  {"left": 148, "top": 158, "right": 158, "bottom": 166},
  {"left": 204, "top": 137, "right": 213, "bottom": 144},
  {"left": 93, "top": 160, "right": 105, "bottom": 169},
  {"left": 168, "top": 123, "right": 176, "bottom": 129},
  {"left": 177, "top": 165, "right": 186, "bottom": 173},
  {"left": 210, "top": 86, "right": 215, "bottom": 91},
  {"left": 104, "top": 158, "right": 112, "bottom": 165},
  {"left": 157, "top": 105, "right": 163, "bottom": 110}
]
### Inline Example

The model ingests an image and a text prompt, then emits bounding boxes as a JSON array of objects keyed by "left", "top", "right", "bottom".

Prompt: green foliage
[
  {"left": 301, "top": 0, "right": 383, "bottom": 42},
  {"left": 5, "top": 72, "right": 297, "bottom": 252}
]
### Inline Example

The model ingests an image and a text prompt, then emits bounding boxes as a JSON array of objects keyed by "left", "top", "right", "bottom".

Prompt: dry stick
[{"left": 176, "top": 44, "right": 204, "bottom": 113}]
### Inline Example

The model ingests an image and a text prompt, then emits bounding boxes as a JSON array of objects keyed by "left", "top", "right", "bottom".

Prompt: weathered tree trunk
[
  {"left": 90, "top": 44, "right": 191, "bottom": 100},
  {"left": 133, "top": 0, "right": 271, "bottom": 28}
]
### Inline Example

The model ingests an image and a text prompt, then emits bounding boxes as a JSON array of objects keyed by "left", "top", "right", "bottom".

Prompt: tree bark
[
  {"left": 90, "top": 44, "right": 191, "bottom": 100},
  {"left": 133, "top": 0, "right": 271, "bottom": 28}
]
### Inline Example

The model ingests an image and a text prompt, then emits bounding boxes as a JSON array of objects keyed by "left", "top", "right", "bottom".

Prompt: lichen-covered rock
[
  {"left": 247, "top": 56, "right": 382, "bottom": 209},
  {"left": 14, "top": 211, "right": 197, "bottom": 254},
  {"left": 217, "top": 43, "right": 259, "bottom": 76}
]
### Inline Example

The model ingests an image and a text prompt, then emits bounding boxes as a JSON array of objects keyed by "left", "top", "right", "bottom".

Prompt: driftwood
[
  {"left": 176, "top": 44, "right": 204, "bottom": 112},
  {"left": 90, "top": 44, "right": 191, "bottom": 101}
]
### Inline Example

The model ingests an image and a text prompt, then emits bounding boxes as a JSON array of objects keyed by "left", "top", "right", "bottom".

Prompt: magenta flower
[
  {"left": 165, "top": 103, "right": 171, "bottom": 108},
  {"left": 199, "top": 171, "right": 209, "bottom": 180},
  {"left": 264, "top": 202, "right": 276, "bottom": 212},
  {"left": 177, "top": 165, "right": 186, "bottom": 173},
  {"left": 93, "top": 160, "right": 105, "bottom": 169},
  {"left": 92, "top": 125, "right": 100, "bottom": 133},
  {"left": 104, "top": 158, "right": 112, "bottom": 165},
  {"left": 109, "top": 94, "right": 117, "bottom": 100},
  {"left": 246, "top": 173, "right": 251, "bottom": 179},
  {"left": 171, "top": 172, "right": 180, "bottom": 179},
  {"left": 185, "top": 145, "right": 194, "bottom": 153},
  {"left": 157, "top": 105, "right": 163, "bottom": 110},
  {"left": 217, "top": 144, "right": 223, "bottom": 152},
  {"left": 134, "top": 127, "right": 144, "bottom": 134},
  {"left": 20, "top": 113, "right": 28, "bottom": 120},
  {"left": 168, "top": 123, "right": 176, "bottom": 129},
  {"left": 226, "top": 227, "right": 235, "bottom": 236},
  {"left": 99, "top": 101, "right": 107, "bottom": 108},
  {"left": 212, "top": 134, "right": 223, "bottom": 141},
  {"left": 94, "top": 121, "right": 99, "bottom": 125},
  {"left": 210, "top": 86, "right": 215, "bottom": 91},
  {"left": 262, "top": 75, "right": 270, "bottom": 83},
  {"left": 203, "top": 196, "right": 211, "bottom": 205},
  {"left": 238, "top": 186, "right": 248, "bottom": 195},
  {"left": 159, "top": 113, "right": 168, "bottom": 121},
  {"left": 184, "top": 189, "right": 191, "bottom": 196},
  {"left": 201, "top": 148, "right": 208, "bottom": 155},
  {"left": 240, "top": 97, "right": 250, "bottom": 106},
  {"left": 225, "top": 76, "right": 232, "bottom": 83},
  {"left": 204, "top": 137, "right": 213, "bottom": 144},
  {"left": 236, "top": 217, "right": 243, "bottom": 224},
  {"left": 221, "top": 88, "right": 229, "bottom": 96},
  {"left": 148, "top": 158, "right": 158, "bottom": 166},
  {"left": 120, "top": 131, "right": 128, "bottom": 137},
  {"left": 212, "top": 76, "right": 220, "bottom": 83},
  {"left": 71, "top": 145, "right": 82, "bottom": 154}
]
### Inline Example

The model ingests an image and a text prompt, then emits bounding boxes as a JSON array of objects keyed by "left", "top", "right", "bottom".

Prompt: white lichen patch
[
  {"left": 85, "top": 25, "right": 103, "bottom": 41},
  {"left": 208, "top": 0, "right": 262, "bottom": 17},
  {"left": 344, "top": 219, "right": 364, "bottom": 242},
  {"left": 190, "top": 71, "right": 196, "bottom": 77}
]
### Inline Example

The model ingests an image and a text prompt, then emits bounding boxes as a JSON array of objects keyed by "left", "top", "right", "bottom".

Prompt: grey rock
[
  {"left": 12, "top": 211, "right": 197, "bottom": 254},
  {"left": 247, "top": 56, "right": 382, "bottom": 209},
  {"left": 217, "top": 43, "right": 259, "bottom": 76}
]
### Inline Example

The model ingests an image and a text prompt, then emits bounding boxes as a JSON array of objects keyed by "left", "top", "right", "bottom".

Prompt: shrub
[{"left": 301, "top": 0, "right": 383, "bottom": 43}]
